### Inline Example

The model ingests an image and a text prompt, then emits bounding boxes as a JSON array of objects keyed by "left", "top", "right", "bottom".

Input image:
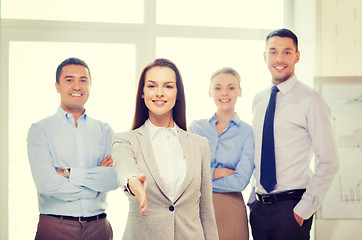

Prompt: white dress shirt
[
  {"left": 252, "top": 75, "right": 339, "bottom": 219},
  {"left": 145, "top": 119, "right": 187, "bottom": 202}
]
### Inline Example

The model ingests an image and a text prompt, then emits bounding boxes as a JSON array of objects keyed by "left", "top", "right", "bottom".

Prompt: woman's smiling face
[{"left": 143, "top": 66, "right": 177, "bottom": 120}]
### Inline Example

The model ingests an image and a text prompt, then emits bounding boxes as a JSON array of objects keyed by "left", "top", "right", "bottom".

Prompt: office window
[
  {"left": 156, "top": 37, "right": 269, "bottom": 124},
  {"left": 8, "top": 41, "right": 136, "bottom": 240},
  {"left": 1, "top": 0, "right": 144, "bottom": 23},
  {"left": 157, "top": 0, "right": 284, "bottom": 29},
  {"left": 1, "top": 1, "right": 291, "bottom": 239}
]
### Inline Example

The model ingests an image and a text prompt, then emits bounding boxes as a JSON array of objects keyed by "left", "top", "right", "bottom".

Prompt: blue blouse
[{"left": 190, "top": 113, "right": 254, "bottom": 193}]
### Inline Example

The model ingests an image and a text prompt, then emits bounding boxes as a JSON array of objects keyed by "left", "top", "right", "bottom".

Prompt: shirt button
[
  {"left": 80, "top": 161, "right": 83, "bottom": 165},
  {"left": 169, "top": 206, "right": 174, "bottom": 212}
]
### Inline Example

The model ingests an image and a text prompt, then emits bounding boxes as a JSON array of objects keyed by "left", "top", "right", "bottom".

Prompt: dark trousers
[
  {"left": 35, "top": 214, "right": 113, "bottom": 240},
  {"left": 250, "top": 198, "right": 313, "bottom": 240}
]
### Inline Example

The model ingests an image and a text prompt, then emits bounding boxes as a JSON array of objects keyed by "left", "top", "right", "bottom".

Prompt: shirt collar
[
  {"left": 209, "top": 115, "right": 218, "bottom": 124},
  {"left": 56, "top": 106, "right": 87, "bottom": 121},
  {"left": 273, "top": 75, "right": 298, "bottom": 95},
  {"left": 209, "top": 112, "right": 241, "bottom": 126},
  {"left": 145, "top": 119, "right": 178, "bottom": 139}
]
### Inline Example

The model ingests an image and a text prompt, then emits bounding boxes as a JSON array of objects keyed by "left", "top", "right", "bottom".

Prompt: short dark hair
[
  {"left": 266, "top": 28, "right": 298, "bottom": 51},
  {"left": 56, "top": 57, "right": 91, "bottom": 83},
  {"left": 131, "top": 58, "right": 187, "bottom": 131}
]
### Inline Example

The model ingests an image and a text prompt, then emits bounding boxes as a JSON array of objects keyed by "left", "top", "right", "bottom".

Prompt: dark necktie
[{"left": 260, "top": 86, "right": 279, "bottom": 193}]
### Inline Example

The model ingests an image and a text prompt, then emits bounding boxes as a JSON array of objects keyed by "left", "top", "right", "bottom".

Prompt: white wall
[
  {"left": 318, "top": 0, "right": 362, "bottom": 76},
  {"left": 315, "top": 0, "right": 362, "bottom": 239},
  {"left": 293, "top": 0, "right": 362, "bottom": 239}
]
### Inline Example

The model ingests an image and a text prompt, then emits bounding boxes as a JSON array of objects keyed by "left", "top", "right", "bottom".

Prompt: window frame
[{"left": 0, "top": 0, "right": 292, "bottom": 238}]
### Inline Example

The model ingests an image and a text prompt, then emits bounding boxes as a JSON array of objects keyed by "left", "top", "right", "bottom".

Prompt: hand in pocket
[{"left": 293, "top": 212, "right": 304, "bottom": 227}]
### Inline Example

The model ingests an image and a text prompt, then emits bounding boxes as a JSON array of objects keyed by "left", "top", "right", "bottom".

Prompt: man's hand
[
  {"left": 56, "top": 169, "right": 65, "bottom": 176},
  {"left": 100, "top": 155, "right": 113, "bottom": 167},
  {"left": 56, "top": 168, "right": 70, "bottom": 177},
  {"left": 213, "top": 168, "right": 235, "bottom": 179},
  {"left": 293, "top": 212, "right": 304, "bottom": 226},
  {"left": 129, "top": 174, "right": 147, "bottom": 215}
]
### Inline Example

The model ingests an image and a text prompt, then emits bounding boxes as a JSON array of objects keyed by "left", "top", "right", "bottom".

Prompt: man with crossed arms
[{"left": 27, "top": 57, "right": 118, "bottom": 240}]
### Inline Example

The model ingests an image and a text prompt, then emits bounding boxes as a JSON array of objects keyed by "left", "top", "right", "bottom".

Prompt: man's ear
[
  {"left": 263, "top": 51, "right": 267, "bottom": 63},
  {"left": 295, "top": 51, "right": 300, "bottom": 64},
  {"left": 55, "top": 82, "right": 60, "bottom": 93}
]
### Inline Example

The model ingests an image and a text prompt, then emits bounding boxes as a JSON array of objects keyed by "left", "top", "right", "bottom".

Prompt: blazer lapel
[
  {"left": 174, "top": 126, "right": 196, "bottom": 203},
  {"left": 135, "top": 124, "right": 169, "bottom": 199}
]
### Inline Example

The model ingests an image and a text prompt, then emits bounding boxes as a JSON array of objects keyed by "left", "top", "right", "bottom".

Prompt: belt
[
  {"left": 46, "top": 213, "right": 107, "bottom": 223},
  {"left": 256, "top": 189, "right": 306, "bottom": 205}
]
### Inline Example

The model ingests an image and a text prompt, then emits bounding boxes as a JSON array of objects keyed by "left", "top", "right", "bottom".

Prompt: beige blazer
[{"left": 112, "top": 124, "right": 218, "bottom": 240}]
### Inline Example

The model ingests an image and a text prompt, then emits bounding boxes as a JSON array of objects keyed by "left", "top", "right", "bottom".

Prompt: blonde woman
[{"left": 190, "top": 67, "right": 254, "bottom": 240}]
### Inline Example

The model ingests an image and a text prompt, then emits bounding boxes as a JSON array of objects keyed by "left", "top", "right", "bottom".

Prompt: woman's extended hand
[{"left": 129, "top": 174, "right": 148, "bottom": 214}]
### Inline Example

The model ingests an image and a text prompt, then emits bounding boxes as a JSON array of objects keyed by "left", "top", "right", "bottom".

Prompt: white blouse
[{"left": 145, "top": 119, "right": 187, "bottom": 202}]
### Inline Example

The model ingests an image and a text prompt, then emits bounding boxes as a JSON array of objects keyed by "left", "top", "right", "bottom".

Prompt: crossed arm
[
  {"left": 56, "top": 155, "right": 114, "bottom": 176},
  {"left": 27, "top": 124, "right": 118, "bottom": 202}
]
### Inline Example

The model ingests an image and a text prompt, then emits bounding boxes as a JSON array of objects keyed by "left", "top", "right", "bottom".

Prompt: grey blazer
[{"left": 112, "top": 123, "right": 219, "bottom": 240}]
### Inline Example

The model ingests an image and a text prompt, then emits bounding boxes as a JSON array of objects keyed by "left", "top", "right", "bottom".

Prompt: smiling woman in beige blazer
[{"left": 112, "top": 58, "right": 219, "bottom": 240}]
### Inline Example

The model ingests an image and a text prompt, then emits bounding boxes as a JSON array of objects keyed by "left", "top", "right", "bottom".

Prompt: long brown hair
[{"left": 131, "top": 58, "right": 187, "bottom": 131}]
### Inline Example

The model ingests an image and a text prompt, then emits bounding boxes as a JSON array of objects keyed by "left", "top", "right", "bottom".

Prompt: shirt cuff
[
  {"left": 122, "top": 175, "right": 138, "bottom": 198},
  {"left": 68, "top": 167, "right": 86, "bottom": 186},
  {"left": 293, "top": 195, "right": 318, "bottom": 219}
]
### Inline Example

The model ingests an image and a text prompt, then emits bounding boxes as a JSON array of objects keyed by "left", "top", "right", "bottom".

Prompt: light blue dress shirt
[
  {"left": 190, "top": 113, "right": 255, "bottom": 193},
  {"left": 27, "top": 106, "right": 118, "bottom": 217}
]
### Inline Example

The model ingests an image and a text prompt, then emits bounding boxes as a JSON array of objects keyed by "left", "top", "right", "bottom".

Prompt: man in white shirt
[{"left": 249, "top": 28, "right": 339, "bottom": 240}]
